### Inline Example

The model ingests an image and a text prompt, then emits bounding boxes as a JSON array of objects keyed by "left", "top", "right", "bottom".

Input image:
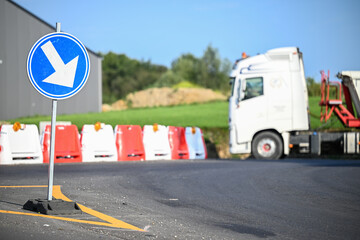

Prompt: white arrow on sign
[{"left": 41, "top": 41, "right": 78, "bottom": 88}]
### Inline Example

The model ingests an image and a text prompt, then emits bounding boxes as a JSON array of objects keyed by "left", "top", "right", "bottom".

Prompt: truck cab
[{"left": 229, "top": 47, "right": 310, "bottom": 159}]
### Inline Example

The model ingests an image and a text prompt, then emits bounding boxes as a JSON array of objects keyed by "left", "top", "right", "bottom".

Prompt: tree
[
  {"left": 155, "top": 44, "right": 231, "bottom": 93},
  {"left": 101, "top": 52, "right": 167, "bottom": 103},
  {"left": 102, "top": 45, "right": 232, "bottom": 104},
  {"left": 153, "top": 70, "right": 184, "bottom": 88},
  {"left": 198, "top": 44, "right": 231, "bottom": 92},
  {"left": 172, "top": 53, "right": 199, "bottom": 84},
  {"left": 306, "top": 77, "right": 321, "bottom": 96}
]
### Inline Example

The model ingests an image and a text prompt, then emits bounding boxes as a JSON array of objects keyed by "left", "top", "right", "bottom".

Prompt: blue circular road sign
[{"left": 27, "top": 32, "right": 90, "bottom": 100}]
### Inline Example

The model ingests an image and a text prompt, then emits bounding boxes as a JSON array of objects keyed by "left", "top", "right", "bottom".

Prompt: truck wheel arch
[{"left": 251, "top": 130, "right": 284, "bottom": 160}]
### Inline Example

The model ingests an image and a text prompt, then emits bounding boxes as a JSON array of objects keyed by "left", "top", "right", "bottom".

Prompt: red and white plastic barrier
[
  {"left": 0, "top": 123, "right": 43, "bottom": 165},
  {"left": 114, "top": 125, "right": 145, "bottom": 161},
  {"left": 1, "top": 122, "right": 208, "bottom": 164},
  {"left": 185, "top": 127, "right": 207, "bottom": 159},
  {"left": 41, "top": 125, "right": 82, "bottom": 163},
  {"left": 143, "top": 124, "right": 171, "bottom": 160},
  {"left": 80, "top": 123, "right": 117, "bottom": 162},
  {"left": 168, "top": 126, "right": 189, "bottom": 160}
]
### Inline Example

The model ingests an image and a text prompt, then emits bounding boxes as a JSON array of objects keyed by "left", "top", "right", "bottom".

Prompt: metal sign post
[
  {"left": 24, "top": 22, "right": 90, "bottom": 215},
  {"left": 47, "top": 22, "right": 60, "bottom": 201},
  {"left": 47, "top": 98, "right": 57, "bottom": 200}
]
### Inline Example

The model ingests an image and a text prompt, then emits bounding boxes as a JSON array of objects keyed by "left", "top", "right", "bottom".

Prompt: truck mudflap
[{"left": 282, "top": 132, "right": 290, "bottom": 156}]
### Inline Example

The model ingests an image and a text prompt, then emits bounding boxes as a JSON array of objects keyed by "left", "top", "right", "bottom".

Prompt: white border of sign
[{"left": 27, "top": 32, "right": 90, "bottom": 100}]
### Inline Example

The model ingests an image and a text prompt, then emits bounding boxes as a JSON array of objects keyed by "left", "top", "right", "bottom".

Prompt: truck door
[{"left": 234, "top": 76, "right": 266, "bottom": 145}]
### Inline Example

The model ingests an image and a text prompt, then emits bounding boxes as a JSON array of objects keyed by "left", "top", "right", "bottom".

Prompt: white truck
[{"left": 228, "top": 47, "right": 360, "bottom": 159}]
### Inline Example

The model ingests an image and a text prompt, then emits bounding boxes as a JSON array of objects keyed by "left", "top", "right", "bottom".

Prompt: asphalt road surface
[{"left": 0, "top": 158, "right": 359, "bottom": 240}]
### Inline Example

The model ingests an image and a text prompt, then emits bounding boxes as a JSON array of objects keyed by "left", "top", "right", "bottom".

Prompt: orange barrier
[
  {"left": 168, "top": 126, "right": 189, "bottom": 160},
  {"left": 41, "top": 125, "right": 82, "bottom": 163},
  {"left": 114, "top": 125, "right": 145, "bottom": 161}
]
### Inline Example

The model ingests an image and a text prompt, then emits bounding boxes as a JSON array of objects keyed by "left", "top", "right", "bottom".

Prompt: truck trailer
[{"left": 228, "top": 47, "right": 360, "bottom": 159}]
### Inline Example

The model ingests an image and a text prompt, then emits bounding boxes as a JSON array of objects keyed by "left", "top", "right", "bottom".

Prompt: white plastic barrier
[
  {"left": 185, "top": 127, "right": 207, "bottom": 159},
  {"left": 143, "top": 124, "right": 171, "bottom": 160},
  {"left": 80, "top": 123, "right": 117, "bottom": 162},
  {"left": 0, "top": 124, "right": 43, "bottom": 165}
]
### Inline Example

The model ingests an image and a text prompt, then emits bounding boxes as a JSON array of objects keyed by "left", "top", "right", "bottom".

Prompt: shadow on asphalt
[{"left": 215, "top": 222, "right": 276, "bottom": 238}]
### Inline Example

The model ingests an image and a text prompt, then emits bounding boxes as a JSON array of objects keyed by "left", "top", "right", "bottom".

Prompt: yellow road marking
[
  {"left": 0, "top": 209, "right": 131, "bottom": 228},
  {"left": 0, "top": 185, "right": 144, "bottom": 231}
]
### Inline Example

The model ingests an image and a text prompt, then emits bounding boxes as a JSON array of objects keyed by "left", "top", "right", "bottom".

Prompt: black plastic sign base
[{"left": 23, "top": 199, "right": 82, "bottom": 215}]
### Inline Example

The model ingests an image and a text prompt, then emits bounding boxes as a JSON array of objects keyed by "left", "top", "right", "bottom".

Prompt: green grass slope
[
  {"left": 11, "top": 101, "right": 229, "bottom": 129},
  {"left": 8, "top": 96, "right": 350, "bottom": 131}
]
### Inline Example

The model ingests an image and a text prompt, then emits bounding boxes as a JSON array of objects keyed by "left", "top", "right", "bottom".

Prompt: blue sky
[{"left": 13, "top": 0, "right": 360, "bottom": 81}]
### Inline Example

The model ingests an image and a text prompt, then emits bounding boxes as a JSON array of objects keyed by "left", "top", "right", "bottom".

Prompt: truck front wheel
[{"left": 252, "top": 132, "right": 283, "bottom": 160}]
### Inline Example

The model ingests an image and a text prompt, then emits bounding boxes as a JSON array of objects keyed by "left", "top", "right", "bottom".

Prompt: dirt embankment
[{"left": 102, "top": 87, "right": 227, "bottom": 111}]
